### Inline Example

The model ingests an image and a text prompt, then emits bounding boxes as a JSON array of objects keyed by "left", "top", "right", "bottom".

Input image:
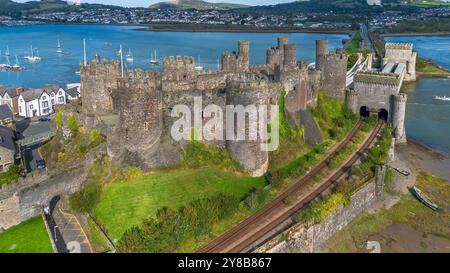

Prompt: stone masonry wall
[{"left": 256, "top": 168, "right": 385, "bottom": 253}]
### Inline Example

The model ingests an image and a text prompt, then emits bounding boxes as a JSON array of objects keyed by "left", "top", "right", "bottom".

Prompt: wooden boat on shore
[
  {"left": 410, "top": 186, "right": 439, "bottom": 210},
  {"left": 394, "top": 167, "right": 410, "bottom": 176}
]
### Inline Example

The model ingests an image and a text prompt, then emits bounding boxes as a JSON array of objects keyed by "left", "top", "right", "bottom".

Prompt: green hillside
[{"left": 149, "top": 0, "right": 248, "bottom": 10}]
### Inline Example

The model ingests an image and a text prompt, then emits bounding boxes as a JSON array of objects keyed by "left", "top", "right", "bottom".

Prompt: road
[
  {"left": 360, "top": 23, "right": 377, "bottom": 58},
  {"left": 199, "top": 119, "right": 384, "bottom": 253}
]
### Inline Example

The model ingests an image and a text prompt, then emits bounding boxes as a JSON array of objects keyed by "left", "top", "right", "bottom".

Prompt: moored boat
[
  {"left": 410, "top": 186, "right": 439, "bottom": 210},
  {"left": 433, "top": 95, "right": 450, "bottom": 101}
]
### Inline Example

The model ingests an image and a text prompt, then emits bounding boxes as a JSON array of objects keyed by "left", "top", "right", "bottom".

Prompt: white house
[
  {"left": 44, "top": 85, "right": 66, "bottom": 108},
  {"left": 18, "top": 89, "right": 53, "bottom": 118}
]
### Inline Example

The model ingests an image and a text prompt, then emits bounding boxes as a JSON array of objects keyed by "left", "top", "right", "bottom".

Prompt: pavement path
[{"left": 52, "top": 202, "right": 93, "bottom": 253}]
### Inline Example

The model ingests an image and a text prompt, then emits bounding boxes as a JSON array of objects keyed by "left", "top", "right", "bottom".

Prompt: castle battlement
[
  {"left": 228, "top": 73, "right": 268, "bottom": 90},
  {"left": 385, "top": 43, "right": 413, "bottom": 50},
  {"left": 163, "top": 56, "right": 196, "bottom": 69},
  {"left": 354, "top": 72, "right": 401, "bottom": 86}
]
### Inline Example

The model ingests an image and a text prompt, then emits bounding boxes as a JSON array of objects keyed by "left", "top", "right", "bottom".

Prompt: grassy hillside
[
  {"left": 149, "top": 0, "right": 248, "bottom": 10},
  {"left": 93, "top": 167, "right": 265, "bottom": 240},
  {"left": 0, "top": 217, "right": 53, "bottom": 253}
]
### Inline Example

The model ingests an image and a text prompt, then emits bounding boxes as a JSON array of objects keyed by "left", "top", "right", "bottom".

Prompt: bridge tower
[{"left": 392, "top": 93, "right": 407, "bottom": 143}]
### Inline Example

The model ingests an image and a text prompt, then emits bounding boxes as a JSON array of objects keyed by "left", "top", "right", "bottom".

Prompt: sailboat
[
  {"left": 150, "top": 50, "right": 159, "bottom": 65},
  {"left": 195, "top": 55, "right": 203, "bottom": 71},
  {"left": 5, "top": 46, "right": 10, "bottom": 57},
  {"left": 125, "top": 49, "right": 134, "bottom": 62},
  {"left": 24, "top": 46, "right": 41, "bottom": 62},
  {"left": 12, "top": 55, "right": 23, "bottom": 71},
  {"left": 56, "top": 39, "right": 63, "bottom": 54}
]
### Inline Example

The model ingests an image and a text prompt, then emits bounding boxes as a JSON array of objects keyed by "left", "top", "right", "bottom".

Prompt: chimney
[{"left": 16, "top": 87, "right": 24, "bottom": 96}]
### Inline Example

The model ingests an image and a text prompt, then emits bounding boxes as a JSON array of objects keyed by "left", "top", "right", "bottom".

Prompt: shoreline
[
  {"left": 381, "top": 32, "right": 450, "bottom": 37},
  {"left": 133, "top": 25, "right": 353, "bottom": 35}
]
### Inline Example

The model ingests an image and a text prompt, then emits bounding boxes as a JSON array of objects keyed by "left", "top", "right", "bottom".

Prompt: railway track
[{"left": 199, "top": 119, "right": 384, "bottom": 253}]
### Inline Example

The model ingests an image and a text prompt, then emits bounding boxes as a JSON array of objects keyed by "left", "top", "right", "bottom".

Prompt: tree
[{"left": 67, "top": 115, "right": 79, "bottom": 133}]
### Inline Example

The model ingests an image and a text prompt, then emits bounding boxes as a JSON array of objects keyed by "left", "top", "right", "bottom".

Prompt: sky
[{"left": 13, "top": 0, "right": 298, "bottom": 8}]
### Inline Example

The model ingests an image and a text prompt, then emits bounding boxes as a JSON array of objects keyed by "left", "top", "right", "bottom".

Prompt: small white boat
[
  {"left": 195, "top": 55, "right": 203, "bottom": 71},
  {"left": 125, "top": 49, "right": 134, "bottom": 62},
  {"left": 433, "top": 95, "right": 450, "bottom": 101},
  {"left": 150, "top": 50, "right": 159, "bottom": 65},
  {"left": 5, "top": 46, "right": 10, "bottom": 56},
  {"left": 56, "top": 39, "right": 63, "bottom": 54}
]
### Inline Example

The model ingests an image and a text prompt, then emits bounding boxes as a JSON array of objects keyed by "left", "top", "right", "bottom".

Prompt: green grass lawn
[
  {"left": 346, "top": 31, "right": 362, "bottom": 54},
  {"left": 416, "top": 57, "right": 450, "bottom": 74},
  {"left": 93, "top": 167, "right": 266, "bottom": 240},
  {"left": 0, "top": 217, "right": 53, "bottom": 253}
]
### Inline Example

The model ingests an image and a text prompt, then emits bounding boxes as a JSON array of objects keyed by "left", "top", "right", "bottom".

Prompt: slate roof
[
  {"left": 0, "top": 86, "right": 20, "bottom": 98},
  {"left": 0, "top": 125, "right": 16, "bottom": 152},
  {"left": 66, "top": 87, "right": 79, "bottom": 98},
  {"left": 20, "top": 89, "right": 46, "bottom": 102},
  {"left": 0, "top": 104, "right": 13, "bottom": 121}
]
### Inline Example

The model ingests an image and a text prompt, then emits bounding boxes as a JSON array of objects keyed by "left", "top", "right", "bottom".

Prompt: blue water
[
  {"left": 386, "top": 36, "right": 450, "bottom": 155},
  {"left": 0, "top": 24, "right": 348, "bottom": 88}
]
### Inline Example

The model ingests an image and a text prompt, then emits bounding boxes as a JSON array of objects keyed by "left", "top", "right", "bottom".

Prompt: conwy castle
[{"left": 79, "top": 37, "right": 414, "bottom": 177}]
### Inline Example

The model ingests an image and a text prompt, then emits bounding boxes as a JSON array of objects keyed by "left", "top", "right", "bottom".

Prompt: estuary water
[
  {"left": 386, "top": 36, "right": 450, "bottom": 155},
  {"left": 0, "top": 24, "right": 348, "bottom": 88}
]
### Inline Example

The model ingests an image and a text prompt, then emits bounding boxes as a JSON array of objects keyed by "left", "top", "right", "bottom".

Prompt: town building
[
  {"left": 0, "top": 125, "right": 18, "bottom": 173},
  {"left": 18, "top": 89, "right": 53, "bottom": 118}
]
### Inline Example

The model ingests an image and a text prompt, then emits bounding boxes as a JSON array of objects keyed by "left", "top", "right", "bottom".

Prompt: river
[{"left": 0, "top": 24, "right": 348, "bottom": 88}]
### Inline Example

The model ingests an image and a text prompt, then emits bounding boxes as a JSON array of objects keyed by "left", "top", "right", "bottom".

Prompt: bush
[
  {"left": 296, "top": 193, "right": 348, "bottom": 224},
  {"left": 116, "top": 193, "right": 240, "bottom": 253},
  {"left": 0, "top": 165, "right": 22, "bottom": 187},
  {"left": 244, "top": 188, "right": 270, "bottom": 212},
  {"left": 67, "top": 115, "right": 79, "bottom": 133},
  {"left": 69, "top": 182, "right": 102, "bottom": 213},
  {"left": 89, "top": 129, "right": 101, "bottom": 145},
  {"left": 55, "top": 108, "right": 63, "bottom": 128},
  {"left": 181, "top": 140, "right": 242, "bottom": 171}
]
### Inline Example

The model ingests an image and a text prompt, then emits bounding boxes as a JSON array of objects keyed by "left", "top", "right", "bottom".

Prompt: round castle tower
[
  {"left": 315, "top": 39, "right": 329, "bottom": 70},
  {"left": 108, "top": 69, "right": 164, "bottom": 168},
  {"left": 345, "top": 89, "right": 359, "bottom": 114},
  {"left": 80, "top": 59, "right": 121, "bottom": 117},
  {"left": 392, "top": 93, "right": 407, "bottom": 143},
  {"left": 283, "top": 44, "right": 297, "bottom": 69},
  {"left": 226, "top": 73, "right": 271, "bottom": 177},
  {"left": 238, "top": 41, "right": 250, "bottom": 72}
]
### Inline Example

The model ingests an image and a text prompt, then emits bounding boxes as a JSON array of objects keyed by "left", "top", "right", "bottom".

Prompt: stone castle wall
[
  {"left": 256, "top": 166, "right": 386, "bottom": 253},
  {"left": 80, "top": 37, "right": 348, "bottom": 176}
]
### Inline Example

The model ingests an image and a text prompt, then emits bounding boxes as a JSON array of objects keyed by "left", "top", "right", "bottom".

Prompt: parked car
[
  {"left": 38, "top": 117, "right": 50, "bottom": 122},
  {"left": 36, "top": 159, "right": 46, "bottom": 170}
]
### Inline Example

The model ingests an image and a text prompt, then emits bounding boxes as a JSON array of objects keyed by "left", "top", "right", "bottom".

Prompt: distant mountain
[
  {"left": 0, "top": 0, "right": 123, "bottom": 17},
  {"left": 232, "top": 0, "right": 372, "bottom": 14},
  {"left": 149, "top": 0, "right": 249, "bottom": 10}
]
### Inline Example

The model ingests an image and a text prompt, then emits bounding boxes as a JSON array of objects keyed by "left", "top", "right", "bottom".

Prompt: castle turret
[
  {"left": 345, "top": 89, "right": 359, "bottom": 114},
  {"left": 407, "top": 51, "right": 417, "bottom": 81},
  {"left": 277, "top": 37, "right": 289, "bottom": 65},
  {"left": 80, "top": 59, "right": 121, "bottom": 117},
  {"left": 315, "top": 39, "right": 329, "bottom": 70},
  {"left": 283, "top": 44, "right": 297, "bottom": 69},
  {"left": 392, "top": 93, "right": 407, "bottom": 143},
  {"left": 226, "top": 73, "right": 271, "bottom": 177},
  {"left": 319, "top": 49, "right": 348, "bottom": 99},
  {"left": 163, "top": 56, "right": 196, "bottom": 81},
  {"left": 266, "top": 48, "right": 276, "bottom": 67},
  {"left": 238, "top": 40, "right": 250, "bottom": 72},
  {"left": 365, "top": 53, "right": 372, "bottom": 71}
]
